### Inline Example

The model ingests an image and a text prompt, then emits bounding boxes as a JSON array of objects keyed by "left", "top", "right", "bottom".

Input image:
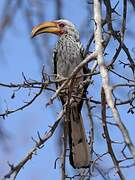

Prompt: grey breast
[{"left": 55, "top": 35, "right": 83, "bottom": 78}]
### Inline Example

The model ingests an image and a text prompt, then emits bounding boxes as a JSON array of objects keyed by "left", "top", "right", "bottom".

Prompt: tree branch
[
  {"left": 94, "top": 0, "right": 135, "bottom": 162},
  {"left": 2, "top": 110, "right": 64, "bottom": 180}
]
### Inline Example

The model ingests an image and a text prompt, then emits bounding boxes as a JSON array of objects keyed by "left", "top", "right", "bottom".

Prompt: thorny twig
[
  {"left": 101, "top": 88, "right": 125, "bottom": 179},
  {"left": 2, "top": 110, "right": 64, "bottom": 180},
  {"left": 0, "top": 84, "right": 45, "bottom": 119},
  {"left": 94, "top": 0, "right": 135, "bottom": 163}
]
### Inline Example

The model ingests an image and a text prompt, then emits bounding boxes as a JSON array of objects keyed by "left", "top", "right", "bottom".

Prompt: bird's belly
[{"left": 57, "top": 50, "right": 82, "bottom": 78}]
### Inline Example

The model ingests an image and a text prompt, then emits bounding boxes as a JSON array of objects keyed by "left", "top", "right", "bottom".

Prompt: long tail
[{"left": 68, "top": 105, "right": 90, "bottom": 168}]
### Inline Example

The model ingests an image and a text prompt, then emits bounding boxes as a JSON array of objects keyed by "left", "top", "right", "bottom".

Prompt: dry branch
[
  {"left": 2, "top": 110, "right": 64, "bottom": 180},
  {"left": 94, "top": 0, "right": 135, "bottom": 162}
]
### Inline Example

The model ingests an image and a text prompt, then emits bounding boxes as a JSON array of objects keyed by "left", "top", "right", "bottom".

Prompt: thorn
[
  {"left": 46, "top": 98, "right": 53, "bottom": 107},
  {"left": 11, "top": 92, "right": 15, "bottom": 99},
  {"left": 31, "top": 136, "right": 38, "bottom": 145},
  {"left": 7, "top": 161, "right": 14, "bottom": 170},
  {"left": 37, "top": 131, "right": 43, "bottom": 142}
]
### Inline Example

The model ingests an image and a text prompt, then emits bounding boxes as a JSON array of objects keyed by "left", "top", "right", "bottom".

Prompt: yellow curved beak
[{"left": 31, "top": 21, "right": 60, "bottom": 38}]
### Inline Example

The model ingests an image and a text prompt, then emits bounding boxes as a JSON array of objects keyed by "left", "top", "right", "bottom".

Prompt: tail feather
[{"left": 68, "top": 105, "right": 89, "bottom": 168}]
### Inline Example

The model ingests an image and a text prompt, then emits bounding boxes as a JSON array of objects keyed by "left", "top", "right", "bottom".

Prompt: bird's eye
[{"left": 59, "top": 23, "right": 65, "bottom": 28}]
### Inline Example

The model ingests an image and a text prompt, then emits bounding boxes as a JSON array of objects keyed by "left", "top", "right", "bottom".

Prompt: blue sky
[
  {"left": 0, "top": 0, "right": 135, "bottom": 179},
  {"left": 0, "top": 1, "right": 88, "bottom": 179}
]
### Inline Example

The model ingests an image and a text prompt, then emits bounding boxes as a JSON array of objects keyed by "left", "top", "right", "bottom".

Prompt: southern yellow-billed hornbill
[{"left": 31, "top": 19, "right": 89, "bottom": 168}]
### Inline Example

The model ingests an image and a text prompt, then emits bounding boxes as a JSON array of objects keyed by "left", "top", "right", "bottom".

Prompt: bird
[{"left": 31, "top": 19, "right": 90, "bottom": 168}]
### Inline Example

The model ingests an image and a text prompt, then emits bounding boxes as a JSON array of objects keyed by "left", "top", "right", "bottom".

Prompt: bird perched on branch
[{"left": 31, "top": 19, "right": 89, "bottom": 168}]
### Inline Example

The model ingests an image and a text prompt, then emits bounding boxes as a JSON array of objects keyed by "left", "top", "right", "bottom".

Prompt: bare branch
[
  {"left": 94, "top": 0, "right": 135, "bottom": 162},
  {"left": 2, "top": 110, "right": 64, "bottom": 179},
  {"left": 101, "top": 88, "right": 125, "bottom": 179}
]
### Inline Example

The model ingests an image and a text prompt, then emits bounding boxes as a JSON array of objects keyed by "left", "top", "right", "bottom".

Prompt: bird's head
[{"left": 31, "top": 19, "right": 80, "bottom": 41}]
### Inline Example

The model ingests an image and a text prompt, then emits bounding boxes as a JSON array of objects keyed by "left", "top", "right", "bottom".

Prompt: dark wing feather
[
  {"left": 53, "top": 48, "right": 57, "bottom": 75},
  {"left": 53, "top": 48, "right": 58, "bottom": 89},
  {"left": 80, "top": 45, "right": 90, "bottom": 76},
  {"left": 78, "top": 45, "right": 90, "bottom": 110}
]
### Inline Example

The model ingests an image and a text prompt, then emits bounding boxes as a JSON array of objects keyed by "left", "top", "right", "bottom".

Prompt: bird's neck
[{"left": 59, "top": 34, "right": 79, "bottom": 42}]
